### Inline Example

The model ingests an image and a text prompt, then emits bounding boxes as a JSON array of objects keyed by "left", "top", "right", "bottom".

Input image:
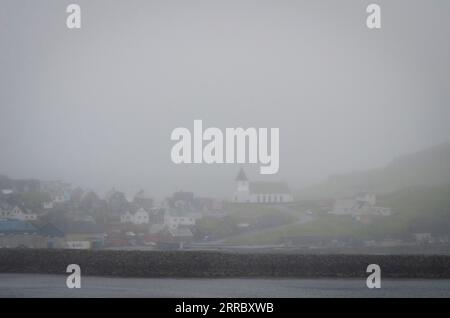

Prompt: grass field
[
  {"left": 226, "top": 185, "right": 450, "bottom": 245},
  {"left": 196, "top": 203, "right": 296, "bottom": 240},
  {"left": 225, "top": 214, "right": 411, "bottom": 245}
]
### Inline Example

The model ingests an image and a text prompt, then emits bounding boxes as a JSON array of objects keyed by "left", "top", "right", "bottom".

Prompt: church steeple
[
  {"left": 235, "top": 168, "right": 248, "bottom": 182},
  {"left": 235, "top": 168, "right": 250, "bottom": 203}
]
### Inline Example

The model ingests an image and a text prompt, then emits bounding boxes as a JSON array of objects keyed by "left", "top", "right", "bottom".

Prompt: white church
[{"left": 234, "top": 168, "right": 294, "bottom": 204}]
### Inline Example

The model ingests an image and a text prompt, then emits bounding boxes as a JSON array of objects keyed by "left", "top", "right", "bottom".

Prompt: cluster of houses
[
  {"left": 112, "top": 191, "right": 205, "bottom": 249},
  {"left": 3, "top": 171, "right": 446, "bottom": 251},
  {"left": 0, "top": 174, "right": 225, "bottom": 250},
  {"left": 0, "top": 168, "right": 297, "bottom": 250}
]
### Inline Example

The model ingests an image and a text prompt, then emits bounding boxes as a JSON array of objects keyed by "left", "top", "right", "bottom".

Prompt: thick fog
[{"left": 1, "top": 0, "right": 449, "bottom": 199}]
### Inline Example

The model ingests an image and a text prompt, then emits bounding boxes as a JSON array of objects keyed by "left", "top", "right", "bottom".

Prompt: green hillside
[
  {"left": 227, "top": 184, "right": 450, "bottom": 245},
  {"left": 297, "top": 142, "right": 450, "bottom": 200}
]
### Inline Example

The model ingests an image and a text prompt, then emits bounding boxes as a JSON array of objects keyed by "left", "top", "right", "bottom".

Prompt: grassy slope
[
  {"left": 196, "top": 203, "right": 296, "bottom": 239},
  {"left": 297, "top": 142, "right": 450, "bottom": 200},
  {"left": 227, "top": 184, "right": 450, "bottom": 245}
]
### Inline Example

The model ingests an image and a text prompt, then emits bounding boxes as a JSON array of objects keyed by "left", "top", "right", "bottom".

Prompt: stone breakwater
[{"left": 0, "top": 249, "right": 449, "bottom": 278}]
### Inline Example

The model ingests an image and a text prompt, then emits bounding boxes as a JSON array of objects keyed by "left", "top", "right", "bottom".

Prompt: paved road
[
  {"left": 1, "top": 274, "right": 450, "bottom": 297},
  {"left": 274, "top": 204, "right": 315, "bottom": 225}
]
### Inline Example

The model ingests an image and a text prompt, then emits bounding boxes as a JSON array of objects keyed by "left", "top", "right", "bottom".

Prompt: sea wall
[{"left": 0, "top": 249, "right": 449, "bottom": 278}]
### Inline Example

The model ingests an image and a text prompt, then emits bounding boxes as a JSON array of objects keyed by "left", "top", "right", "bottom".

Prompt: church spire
[{"left": 235, "top": 168, "right": 248, "bottom": 181}]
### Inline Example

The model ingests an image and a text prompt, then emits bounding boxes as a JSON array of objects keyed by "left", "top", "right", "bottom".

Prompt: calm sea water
[{"left": 1, "top": 274, "right": 450, "bottom": 297}]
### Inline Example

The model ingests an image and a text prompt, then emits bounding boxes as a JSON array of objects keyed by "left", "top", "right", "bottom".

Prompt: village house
[
  {"left": 167, "top": 227, "right": 194, "bottom": 249},
  {"left": 1, "top": 189, "right": 13, "bottom": 196},
  {"left": 133, "top": 190, "right": 153, "bottom": 211},
  {"left": 413, "top": 233, "right": 433, "bottom": 244},
  {"left": 146, "top": 225, "right": 194, "bottom": 250},
  {"left": 162, "top": 192, "right": 202, "bottom": 230},
  {"left": 168, "top": 191, "right": 195, "bottom": 209},
  {"left": 0, "top": 220, "right": 67, "bottom": 249},
  {"left": 56, "top": 221, "right": 106, "bottom": 249},
  {"left": 42, "top": 201, "right": 54, "bottom": 209},
  {"left": 105, "top": 188, "right": 129, "bottom": 220},
  {"left": 329, "top": 192, "right": 392, "bottom": 217},
  {"left": 0, "top": 220, "right": 39, "bottom": 248},
  {"left": 234, "top": 168, "right": 293, "bottom": 203},
  {"left": 40, "top": 180, "right": 72, "bottom": 203},
  {"left": 164, "top": 210, "right": 198, "bottom": 230},
  {"left": 120, "top": 208, "right": 150, "bottom": 225},
  {"left": 0, "top": 206, "right": 37, "bottom": 221}
]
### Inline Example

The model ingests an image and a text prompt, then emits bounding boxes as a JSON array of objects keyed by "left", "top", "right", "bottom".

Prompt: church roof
[
  {"left": 249, "top": 182, "right": 291, "bottom": 194},
  {"left": 235, "top": 168, "right": 248, "bottom": 181}
]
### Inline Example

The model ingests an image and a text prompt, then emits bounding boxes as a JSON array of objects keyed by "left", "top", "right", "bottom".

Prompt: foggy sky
[{"left": 1, "top": 0, "right": 449, "bottom": 199}]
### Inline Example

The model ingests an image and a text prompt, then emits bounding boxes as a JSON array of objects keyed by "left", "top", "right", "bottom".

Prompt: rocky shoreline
[{"left": 0, "top": 249, "right": 449, "bottom": 278}]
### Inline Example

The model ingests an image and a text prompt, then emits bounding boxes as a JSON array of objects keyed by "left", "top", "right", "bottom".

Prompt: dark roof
[
  {"left": 249, "top": 182, "right": 291, "bottom": 194},
  {"left": 0, "top": 220, "right": 37, "bottom": 234},
  {"left": 235, "top": 168, "right": 248, "bottom": 181}
]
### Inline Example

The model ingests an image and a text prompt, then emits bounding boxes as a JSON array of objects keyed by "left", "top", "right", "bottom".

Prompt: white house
[
  {"left": 43, "top": 202, "right": 54, "bottom": 209},
  {"left": 413, "top": 233, "right": 433, "bottom": 244},
  {"left": 40, "top": 180, "right": 71, "bottom": 203},
  {"left": 0, "top": 206, "right": 37, "bottom": 221},
  {"left": 120, "top": 211, "right": 134, "bottom": 224},
  {"left": 1, "top": 189, "right": 13, "bottom": 195},
  {"left": 234, "top": 168, "right": 293, "bottom": 203},
  {"left": 329, "top": 193, "right": 392, "bottom": 216},
  {"left": 120, "top": 208, "right": 150, "bottom": 225},
  {"left": 134, "top": 208, "right": 150, "bottom": 224},
  {"left": 164, "top": 213, "right": 197, "bottom": 230}
]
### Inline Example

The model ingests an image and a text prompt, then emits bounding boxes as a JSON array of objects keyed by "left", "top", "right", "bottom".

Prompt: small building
[
  {"left": 168, "top": 227, "right": 193, "bottom": 249},
  {"left": 329, "top": 192, "right": 392, "bottom": 217},
  {"left": 167, "top": 191, "right": 195, "bottom": 209},
  {"left": 37, "top": 222, "right": 66, "bottom": 248},
  {"left": 1, "top": 189, "right": 13, "bottom": 195},
  {"left": 120, "top": 208, "right": 150, "bottom": 225},
  {"left": 105, "top": 188, "right": 129, "bottom": 218},
  {"left": 0, "top": 219, "right": 39, "bottom": 248},
  {"left": 52, "top": 221, "right": 106, "bottom": 249},
  {"left": 413, "top": 233, "right": 433, "bottom": 244},
  {"left": 42, "top": 201, "right": 54, "bottom": 209},
  {"left": 164, "top": 212, "right": 197, "bottom": 230},
  {"left": 0, "top": 206, "right": 37, "bottom": 221},
  {"left": 133, "top": 190, "right": 153, "bottom": 211}
]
